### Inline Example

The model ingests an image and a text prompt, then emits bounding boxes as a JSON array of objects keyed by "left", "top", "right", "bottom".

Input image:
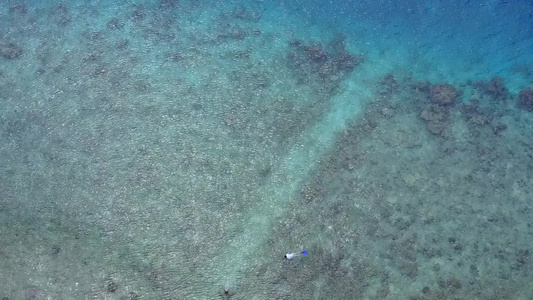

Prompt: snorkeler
[{"left": 284, "top": 251, "right": 308, "bottom": 260}]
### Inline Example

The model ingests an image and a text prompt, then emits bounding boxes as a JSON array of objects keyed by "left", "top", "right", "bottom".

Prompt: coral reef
[
  {"left": 411, "top": 80, "right": 431, "bottom": 93},
  {"left": 52, "top": 3, "right": 71, "bottom": 26},
  {"left": 160, "top": 0, "right": 180, "bottom": 9},
  {"left": 132, "top": 8, "right": 146, "bottom": 21},
  {"left": 287, "top": 39, "right": 363, "bottom": 94},
  {"left": 460, "top": 102, "right": 492, "bottom": 127},
  {"left": 379, "top": 73, "right": 400, "bottom": 95},
  {"left": 0, "top": 43, "right": 22, "bottom": 59},
  {"left": 9, "top": 3, "right": 28, "bottom": 15},
  {"left": 474, "top": 77, "right": 508, "bottom": 100},
  {"left": 107, "top": 18, "right": 124, "bottom": 30},
  {"left": 430, "top": 83, "right": 458, "bottom": 106},
  {"left": 518, "top": 87, "right": 533, "bottom": 111},
  {"left": 420, "top": 104, "right": 449, "bottom": 136},
  {"left": 415, "top": 83, "right": 459, "bottom": 136}
]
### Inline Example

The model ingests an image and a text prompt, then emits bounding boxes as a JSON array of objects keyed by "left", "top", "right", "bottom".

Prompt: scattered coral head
[
  {"left": 10, "top": 3, "right": 28, "bottom": 15},
  {"left": 430, "top": 84, "right": 458, "bottom": 106},
  {"left": 290, "top": 40, "right": 362, "bottom": 80},
  {"left": 0, "top": 43, "right": 22, "bottom": 59},
  {"left": 160, "top": 0, "right": 179, "bottom": 9},
  {"left": 420, "top": 105, "right": 449, "bottom": 136},
  {"left": 519, "top": 87, "right": 533, "bottom": 111},
  {"left": 485, "top": 77, "right": 508, "bottom": 100},
  {"left": 303, "top": 45, "right": 328, "bottom": 64}
]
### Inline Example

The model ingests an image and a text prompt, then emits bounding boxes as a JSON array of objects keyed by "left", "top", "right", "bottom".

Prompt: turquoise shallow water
[{"left": 0, "top": 1, "right": 532, "bottom": 299}]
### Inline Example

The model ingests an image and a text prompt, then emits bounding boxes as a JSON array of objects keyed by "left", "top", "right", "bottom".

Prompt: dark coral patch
[
  {"left": 429, "top": 84, "right": 458, "bottom": 106},
  {"left": 132, "top": 8, "right": 146, "bottom": 21},
  {"left": 0, "top": 43, "right": 22, "bottom": 59},
  {"left": 10, "top": 3, "right": 28, "bottom": 15},
  {"left": 160, "top": 0, "right": 179, "bottom": 9},
  {"left": 303, "top": 45, "right": 329, "bottom": 64},
  {"left": 430, "top": 84, "right": 458, "bottom": 106},
  {"left": 420, "top": 104, "right": 449, "bottom": 136},
  {"left": 53, "top": 3, "right": 71, "bottom": 26},
  {"left": 287, "top": 39, "right": 363, "bottom": 94},
  {"left": 460, "top": 103, "right": 492, "bottom": 127},
  {"left": 379, "top": 73, "right": 400, "bottom": 95},
  {"left": 107, "top": 18, "right": 124, "bottom": 30},
  {"left": 476, "top": 77, "right": 508, "bottom": 100},
  {"left": 519, "top": 87, "right": 533, "bottom": 111}
]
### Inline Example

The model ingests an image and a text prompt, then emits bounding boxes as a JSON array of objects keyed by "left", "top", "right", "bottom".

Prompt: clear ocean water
[{"left": 0, "top": 0, "right": 532, "bottom": 299}]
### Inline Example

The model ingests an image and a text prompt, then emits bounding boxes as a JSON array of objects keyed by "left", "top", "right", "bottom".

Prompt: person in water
[{"left": 284, "top": 250, "right": 308, "bottom": 260}]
